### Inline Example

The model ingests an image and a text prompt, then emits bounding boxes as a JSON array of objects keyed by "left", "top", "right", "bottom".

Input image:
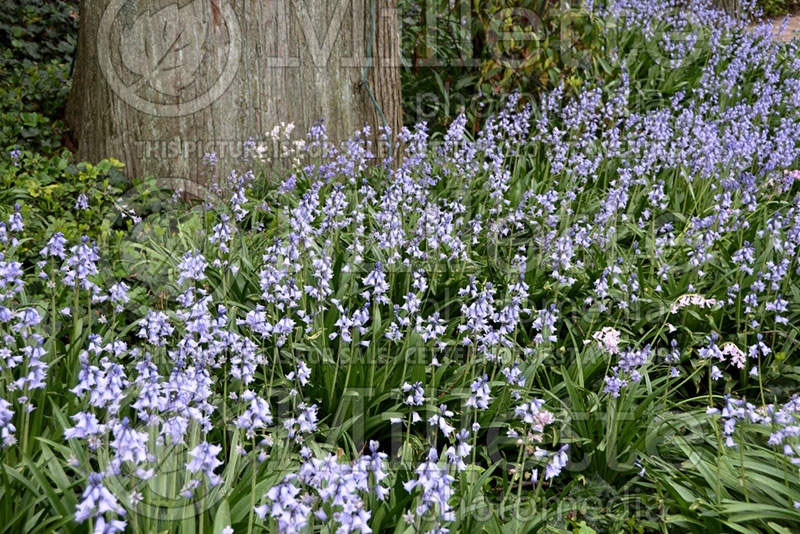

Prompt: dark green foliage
[
  {"left": 399, "top": 0, "right": 605, "bottom": 132},
  {"left": 757, "top": 0, "right": 800, "bottom": 16},
  {"left": 0, "top": 1, "right": 78, "bottom": 155}
]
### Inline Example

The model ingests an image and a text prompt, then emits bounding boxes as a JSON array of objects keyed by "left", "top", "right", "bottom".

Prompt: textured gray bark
[{"left": 67, "top": 0, "right": 402, "bottom": 195}]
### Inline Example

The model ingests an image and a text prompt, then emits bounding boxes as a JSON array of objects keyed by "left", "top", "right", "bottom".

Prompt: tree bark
[
  {"left": 709, "top": 0, "right": 741, "bottom": 16},
  {"left": 66, "top": 0, "right": 402, "bottom": 196}
]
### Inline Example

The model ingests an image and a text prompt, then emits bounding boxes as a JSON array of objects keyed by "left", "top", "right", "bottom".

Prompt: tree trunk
[
  {"left": 66, "top": 0, "right": 402, "bottom": 197},
  {"left": 709, "top": 0, "right": 741, "bottom": 16}
]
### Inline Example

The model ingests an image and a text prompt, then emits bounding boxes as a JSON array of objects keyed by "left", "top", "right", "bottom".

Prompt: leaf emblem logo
[
  {"left": 98, "top": 0, "right": 241, "bottom": 116},
  {"left": 120, "top": 0, "right": 209, "bottom": 97}
]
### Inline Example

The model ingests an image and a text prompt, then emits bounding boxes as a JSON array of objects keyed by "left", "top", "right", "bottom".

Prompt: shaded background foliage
[{"left": 0, "top": 0, "right": 77, "bottom": 153}]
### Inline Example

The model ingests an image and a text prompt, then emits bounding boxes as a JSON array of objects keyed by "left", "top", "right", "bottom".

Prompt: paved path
[{"left": 763, "top": 14, "right": 800, "bottom": 41}]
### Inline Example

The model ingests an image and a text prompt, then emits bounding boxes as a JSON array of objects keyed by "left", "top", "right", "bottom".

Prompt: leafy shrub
[
  {"left": 400, "top": 0, "right": 605, "bottom": 131},
  {"left": 757, "top": 0, "right": 800, "bottom": 16},
  {"left": 0, "top": 0, "right": 78, "bottom": 155},
  {"left": 0, "top": 1, "right": 78, "bottom": 64},
  {"left": 0, "top": 148, "right": 208, "bottom": 290},
  {"left": 0, "top": 150, "right": 126, "bottom": 249}
]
